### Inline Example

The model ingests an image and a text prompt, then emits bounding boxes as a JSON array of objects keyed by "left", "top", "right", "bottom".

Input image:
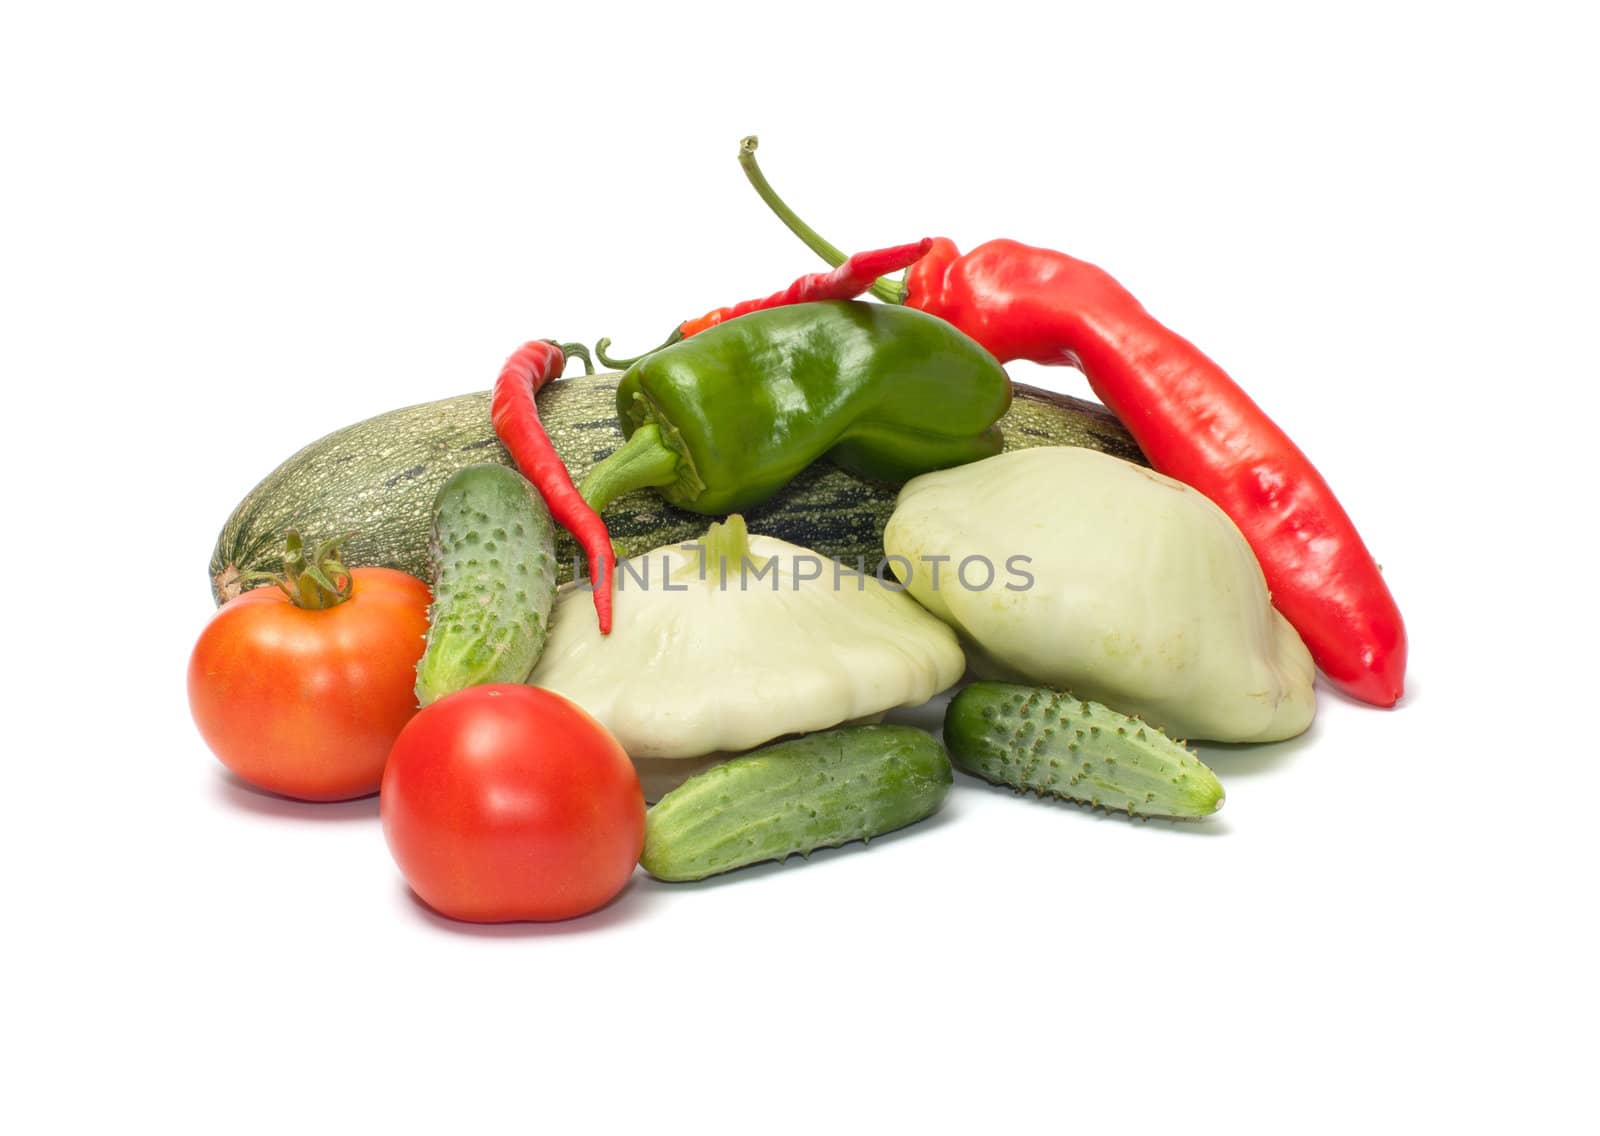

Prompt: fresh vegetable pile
[{"left": 190, "top": 138, "right": 1406, "bottom": 924}]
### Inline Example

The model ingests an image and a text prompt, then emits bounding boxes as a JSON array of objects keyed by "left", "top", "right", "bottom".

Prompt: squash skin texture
[{"left": 210, "top": 375, "right": 1143, "bottom": 606}]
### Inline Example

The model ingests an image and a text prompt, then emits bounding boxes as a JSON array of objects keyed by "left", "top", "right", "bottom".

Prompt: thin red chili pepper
[
  {"left": 491, "top": 339, "right": 614, "bottom": 634},
  {"left": 740, "top": 137, "right": 1406, "bottom": 707},
  {"left": 595, "top": 239, "right": 932, "bottom": 368},
  {"left": 679, "top": 238, "right": 931, "bottom": 336}
]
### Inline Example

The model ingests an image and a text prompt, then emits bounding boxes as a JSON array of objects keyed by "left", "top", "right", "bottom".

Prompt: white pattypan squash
[
  {"left": 883, "top": 447, "right": 1315, "bottom": 743},
  {"left": 529, "top": 515, "right": 964, "bottom": 760}
]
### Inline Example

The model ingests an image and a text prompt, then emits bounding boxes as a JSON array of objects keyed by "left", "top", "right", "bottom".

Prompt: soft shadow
[
  {"left": 212, "top": 770, "right": 380, "bottom": 821},
  {"left": 1195, "top": 715, "right": 1324, "bottom": 778},
  {"left": 1319, "top": 672, "right": 1419, "bottom": 712},
  {"left": 1198, "top": 671, "right": 1412, "bottom": 777},
  {"left": 953, "top": 774, "right": 1232, "bottom": 835},
  {"left": 638, "top": 805, "right": 966, "bottom": 893},
  {"left": 399, "top": 873, "right": 659, "bottom": 938}
]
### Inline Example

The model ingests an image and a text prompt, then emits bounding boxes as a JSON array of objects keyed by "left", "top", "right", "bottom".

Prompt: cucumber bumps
[
  {"left": 944, "top": 682, "right": 1225, "bottom": 820},
  {"left": 414, "top": 465, "right": 558, "bottom": 706},
  {"left": 641, "top": 725, "right": 953, "bottom": 882}
]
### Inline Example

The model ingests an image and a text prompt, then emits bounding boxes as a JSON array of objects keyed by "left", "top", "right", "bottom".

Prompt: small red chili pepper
[
  {"left": 595, "top": 239, "right": 932, "bottom": 369},
  {"left": 491, "top": 339, "right": 614, "bottom": 634},
  {"left": 738, "top": 137, "right": 1406, "bottom": 707}
]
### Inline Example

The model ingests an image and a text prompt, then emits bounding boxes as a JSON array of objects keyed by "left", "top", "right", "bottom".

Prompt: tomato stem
[{"left": 236, "top": 530, "right": 355, "bottom": 608}]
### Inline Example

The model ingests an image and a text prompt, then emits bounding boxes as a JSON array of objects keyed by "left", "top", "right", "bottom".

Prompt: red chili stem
[
  {"left": 736, "top": 136, "right": 868, "bottom": 283},
  {"left": 595, "top": 329, "right": 683, "bottom": 371},
  {"left": 490, "top": 340, "right": 614, "bottom": 634}
]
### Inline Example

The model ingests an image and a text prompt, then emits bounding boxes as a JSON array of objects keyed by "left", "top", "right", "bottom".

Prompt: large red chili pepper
[
  {"left": 738, "top": 137, "right": 1406, "bottom": 707},
  {"left": 491, "top": 340, "right": 614, "bottom": 634},
  {"left": 596, "top": 239, "right": 931, "bottom": 368}
]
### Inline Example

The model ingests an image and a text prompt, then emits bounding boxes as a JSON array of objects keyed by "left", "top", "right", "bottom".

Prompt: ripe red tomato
[
  {"left": 381, "top": 685, "right": 645, "bottom": 923},
  {"left": 188, "top": 568, "right": 432, "bottom": 802}
]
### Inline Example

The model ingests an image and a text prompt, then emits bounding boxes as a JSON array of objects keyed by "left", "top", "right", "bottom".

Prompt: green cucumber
[
  {"left": 944, "top": 682, "right": 1225, "bottom": 820},
  {"left": 414, "top": 465, "right": 557, "bottom": 706},
  {"left": 640, "top": 724, "right": 954, "bottom": 882},
  {"left": 210, "top": 373, "right": 1142, "bottom": 605}
]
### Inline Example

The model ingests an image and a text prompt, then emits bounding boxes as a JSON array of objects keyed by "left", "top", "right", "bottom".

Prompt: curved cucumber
[
  {"left": 414, "top": 465, "right": 557, "bottom": 706},
  {"left": 640, "top": 725, "right": 953, "bottom": 882},
  {"left": 944, "top": 682, "right": 1225, "bottom": 820}
]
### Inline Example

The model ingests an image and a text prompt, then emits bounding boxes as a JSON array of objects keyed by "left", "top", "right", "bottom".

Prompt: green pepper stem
[
  {"left": 578, "top": 423, "right": 682, "bottom": 513},
  {"left": 738, "top": 136, "right": 905, "bottom": 305}
]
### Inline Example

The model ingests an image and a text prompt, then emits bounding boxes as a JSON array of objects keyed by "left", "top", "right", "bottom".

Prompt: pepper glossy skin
[
  {"left": 681, "top": 239, "right": 932, "bottom": 338},
  {"left": 904, "top": 239, "right": 1407, "bottom": 708},
  {"left": 491, "top": 340, "right": 614, "bottom": 634},
  {"left": 596, "top": 241, "right": 932, "bottom": 370},
  {"left": 736, "top": 137, "right": 1406, "bottom": 708},
  {"left": 578, "top": 301, "right": 1011, "bottom": 516}
]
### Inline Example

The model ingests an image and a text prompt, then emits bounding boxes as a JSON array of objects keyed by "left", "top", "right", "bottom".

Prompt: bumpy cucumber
[
  {"left": 640, "top": 725, "right": 954, "bottom": 882},
  {"left": 944, "top": 682, "right": 1225, "bottom": 820},
  {"left": 414, "top": 464, "right": 557, "bottom": 706}
]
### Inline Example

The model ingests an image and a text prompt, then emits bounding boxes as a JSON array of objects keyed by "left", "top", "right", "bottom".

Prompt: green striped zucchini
[{"left": 210, "top": 372, "right": 1143, "bottom": 605}]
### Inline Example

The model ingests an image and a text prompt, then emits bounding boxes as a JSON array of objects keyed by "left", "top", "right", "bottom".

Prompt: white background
[{"left": 3, "top": 2, "right": 1595, "bottom": 1133}]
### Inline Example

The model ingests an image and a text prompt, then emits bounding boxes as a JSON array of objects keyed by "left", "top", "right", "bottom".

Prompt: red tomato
[
  {"left": 188, "top": 568, "right": 432, "bottom": 802},
  {"left": 381, "top": 685, "right": 645, "bottom": 923}
]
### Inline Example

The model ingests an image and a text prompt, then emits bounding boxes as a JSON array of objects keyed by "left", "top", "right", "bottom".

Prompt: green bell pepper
[{"left": 578, "top": 300, "right": 1012, "bottom": 516}]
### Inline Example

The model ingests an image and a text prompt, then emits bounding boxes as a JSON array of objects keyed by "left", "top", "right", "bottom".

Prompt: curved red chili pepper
[
  {"left": 740, "top": 140, "right": 1406, "bottom": 707},
  {"left": 906, "top": 239, "right": 1406, "bottom": 706},
  {"left": 491, "top": 340, "right": 614, "bottom": 634},
  {"left": 596, "top": 240, "right": 932, "bottom": 368},
  {"left": 679, "top": 239, "right": 932, "bottom": 337}
]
